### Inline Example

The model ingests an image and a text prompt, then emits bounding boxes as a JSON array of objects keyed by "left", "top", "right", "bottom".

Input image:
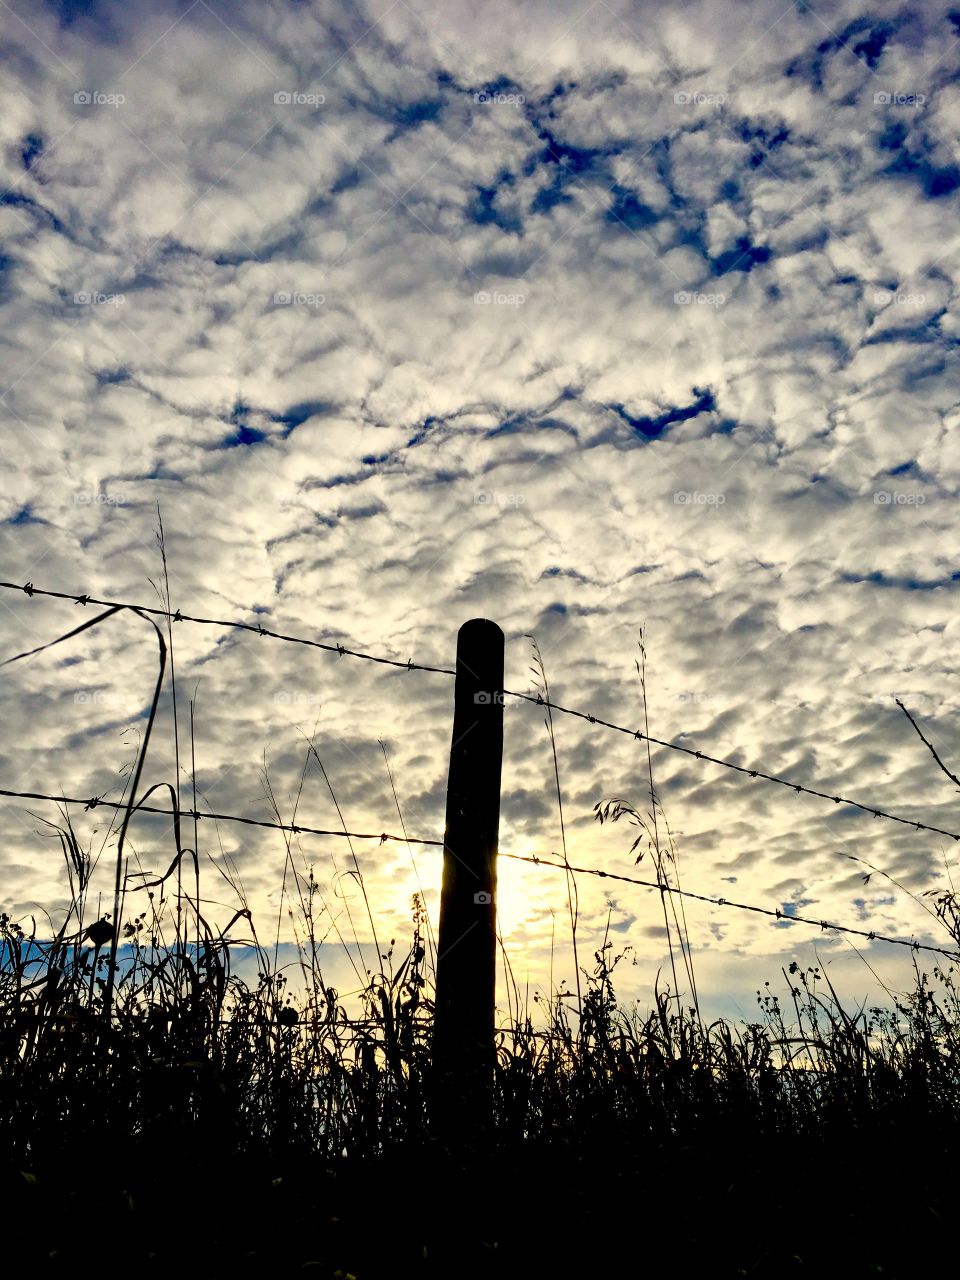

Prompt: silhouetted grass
[
  {"left": 2, "top": 566, "right": 959, "bottom": 1276},
  {"left": 2, "top": 848, "right": 960, "bottom": 1277}
]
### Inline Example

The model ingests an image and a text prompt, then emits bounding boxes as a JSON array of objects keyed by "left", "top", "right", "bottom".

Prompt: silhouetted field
[
  {"left": 3, "top": 575, "right": 959, "bottom": 1274},
  {"left": 2, "top": 875, "right": 959, "bottom": 1278}
]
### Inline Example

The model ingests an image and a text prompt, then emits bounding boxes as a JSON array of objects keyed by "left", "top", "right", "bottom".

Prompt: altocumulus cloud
[{"left": 1, "top": 0, "right": 959, "bottom": 1017}]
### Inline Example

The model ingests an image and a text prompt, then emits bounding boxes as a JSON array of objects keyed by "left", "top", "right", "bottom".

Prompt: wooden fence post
[{"left": 432, "top": 617, "right": 504, "bottom": 1147}]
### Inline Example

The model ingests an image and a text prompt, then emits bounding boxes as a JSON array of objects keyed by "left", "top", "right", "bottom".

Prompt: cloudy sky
[{"left": 1, "top": 0, "right": 959, "bottom": 1021}]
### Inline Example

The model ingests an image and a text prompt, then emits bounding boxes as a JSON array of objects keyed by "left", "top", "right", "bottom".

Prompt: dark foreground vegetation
[
  {"left": 2, "top": 876, "right": 959, "bottom": 1279},
  {"left": 3, "top": 572, "right": 958, "bottom": 1276}
]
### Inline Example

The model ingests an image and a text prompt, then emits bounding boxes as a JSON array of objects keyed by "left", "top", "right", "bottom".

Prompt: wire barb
[
  {"left": 0, "top": 783, "right": 954, "bottom": 961},
  {"left": 498, "top": 850, "right": 960, "bottom": 962},
  {"left": 2, "top": 580, "right": 958, "bottom": 850},
  {"left": 0, "top": 785, "right": 443, "bottom": 847}
]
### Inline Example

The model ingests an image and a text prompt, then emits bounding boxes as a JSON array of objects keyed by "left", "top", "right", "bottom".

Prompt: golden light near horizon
[
  {"left": 0, "top": 0, "right": 954, "bottom": 1057},
  {"left": 2, "top": 2, "right": 959, "bottom": 1271},
  {"left": 494, "top": 844, "right": 560, "bottom": 947}
]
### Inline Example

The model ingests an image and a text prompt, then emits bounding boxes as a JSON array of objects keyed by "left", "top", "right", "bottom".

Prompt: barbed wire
[
  {"left": 2, "top": 578, "right": 958, "bottom": 844},
  {"left": 0, "top": 785, "right": 443, "bottom": 846},
  {"left": 0, "top": 782, "right": 955, "bottom": 961},
  {"left": 499, "top": 851, "right": 960, "bottom": 963},
  {"left": 0, "top": 580, "right": 455, "bottom": 676},
  {"left": 501, "top": 690, "right": 960, "bottom": 844}
]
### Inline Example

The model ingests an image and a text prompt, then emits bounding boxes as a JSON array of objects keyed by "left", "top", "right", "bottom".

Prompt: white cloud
[{"left": 1, "top": 0, "right": 959, "bottom": 1022}]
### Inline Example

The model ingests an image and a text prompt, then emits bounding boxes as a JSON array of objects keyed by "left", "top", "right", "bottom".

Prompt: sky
[{"left": 1, "top": 0, "right": 959, "bottom": 1023}]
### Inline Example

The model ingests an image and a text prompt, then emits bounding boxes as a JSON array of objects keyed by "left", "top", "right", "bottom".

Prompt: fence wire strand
[
  {"left": 0, "top": 580, "right": 455, "bottom": 675},
  {"left": 0, "top": 785, "right": 443, "bottom": 846},
  {"left": 2, "top": 579, "right": 956, "bottom": 843},
  {"left": 0, "top": 783, "right": 955, "bottom": 961},
  {"left": 498, "top": 851, "right": 960, "bottom": 962}
]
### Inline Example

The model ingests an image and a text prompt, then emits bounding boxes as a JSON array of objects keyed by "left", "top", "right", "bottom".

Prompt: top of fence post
[{"left": 432, "top": 618, "right": 505, "bottom": 1152}]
